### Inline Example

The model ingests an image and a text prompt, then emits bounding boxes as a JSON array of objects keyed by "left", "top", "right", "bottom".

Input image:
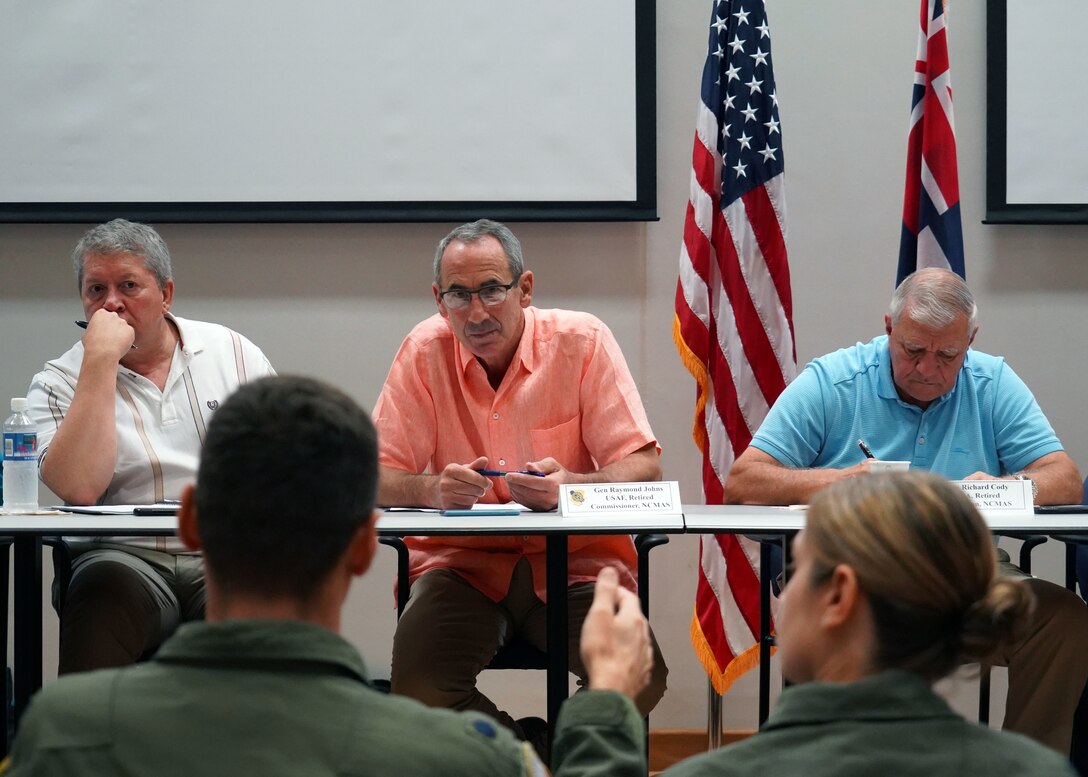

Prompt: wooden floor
[{"left": 648, "top": 729, "right": 754, "bottom": 774}]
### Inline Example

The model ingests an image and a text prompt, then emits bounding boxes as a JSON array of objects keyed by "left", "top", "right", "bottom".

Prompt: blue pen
[{"left": 476, "top": 469, "right": 547, "bottom": 478}]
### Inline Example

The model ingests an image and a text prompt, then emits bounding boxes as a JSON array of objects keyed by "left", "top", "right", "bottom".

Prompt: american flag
[
  {"left": 897, "top": 0, "right": 964, "bottom": 285},
  {"left": 673, "top": 0, "right": 796, "bottom": 694}
]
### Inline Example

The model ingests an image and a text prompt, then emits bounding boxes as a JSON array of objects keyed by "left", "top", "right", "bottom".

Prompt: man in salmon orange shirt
[{"left": 373, "top": 219, "right": 667, "bottom": 746}]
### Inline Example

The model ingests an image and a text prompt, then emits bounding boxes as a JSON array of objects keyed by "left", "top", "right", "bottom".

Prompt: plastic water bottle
[{"left": 3, "top": 397, "right": 38, "bottom": 513}]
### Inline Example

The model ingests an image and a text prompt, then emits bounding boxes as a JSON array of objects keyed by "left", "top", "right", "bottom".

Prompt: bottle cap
[{"left": 11, "top": 398, "right": 28, "bottom": 412}]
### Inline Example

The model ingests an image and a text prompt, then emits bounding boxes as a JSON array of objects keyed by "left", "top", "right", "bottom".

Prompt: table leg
[
  {"left": 546, "top": 533, "right": 568, "bottom": 745},
  {"left": 0, "top": 540, "right": 8, "bottom": 756},
  {"left": 13, "top": 535, "right": 43, "bottom": 731},
  {"left": 758, "top": 538, "right": 771, "bottom": 726}
]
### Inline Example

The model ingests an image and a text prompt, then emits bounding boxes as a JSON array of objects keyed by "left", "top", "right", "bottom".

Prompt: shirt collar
[
  {"left": 154, "top": 620, "right": 371, "bottom": 685},
  {"left": 514, "top": 306, "right": 536, "bottom": 373},
  {"left": 875, "top": 335, "right": 899, "bottom": 400},
  {"left": 453, "top": 307, "right": 536, "bottom": 377},
  {"left": 167, "top": 313, "right": 204, "bottom": 358},
  {"left": 763, "top": 670, "right": 959, "bottom": 730}
]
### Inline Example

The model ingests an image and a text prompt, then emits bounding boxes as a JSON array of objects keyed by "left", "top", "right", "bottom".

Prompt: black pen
[
  {"left": 76, "top": 320, "right": 137, "bottom": 350},
  {"left": 476, "top": 469, "right": 547, "bottom": 478},
  {"left": 857, "top": 439, "right": 875, "bottom": 459}
]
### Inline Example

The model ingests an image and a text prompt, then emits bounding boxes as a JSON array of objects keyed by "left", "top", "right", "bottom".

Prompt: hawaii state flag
[
  {"left": 673, "top": 0, "right": 796, "bottom": 694},
  {"left": 898, "top": 0, "right": 964, "bottom": 285}
]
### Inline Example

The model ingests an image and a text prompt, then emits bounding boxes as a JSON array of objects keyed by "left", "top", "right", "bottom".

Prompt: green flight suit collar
[
  {"left": 153, "top": 619, "right": 371, "bottom": 684},
  {"left": 764, "top": 670, "right": 960, "bottom": 730}
]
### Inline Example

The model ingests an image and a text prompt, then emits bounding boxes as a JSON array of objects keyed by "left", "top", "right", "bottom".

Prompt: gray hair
[
  {"left": 433, "top": 219, "right": 525, "bottom": 286},
  {"left": 889, "top": 269, "right": 978, "bottom": 331},
  {"left": 72, "top": 219, "right": 173, "bottom": 291}
]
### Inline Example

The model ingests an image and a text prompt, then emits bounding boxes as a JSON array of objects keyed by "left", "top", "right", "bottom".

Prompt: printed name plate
[
  {"left": 954, "top": 479, "right": 1033, "bottom": 516},
  {"left": 559, "top": 481, "right": 682, "bottom": 517}
]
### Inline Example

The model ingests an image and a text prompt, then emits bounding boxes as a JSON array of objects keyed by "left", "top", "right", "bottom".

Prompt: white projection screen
[
  {"left": 0, "top": 1, "right": 656, "bottom": 223},
  {"left": 986, "top": 0, "right": 1088, "bottom": 223}
]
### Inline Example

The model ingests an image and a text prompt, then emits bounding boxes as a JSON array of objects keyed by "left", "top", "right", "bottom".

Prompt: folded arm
[
  {"left": 725, "top": 447, "right": 872, "bottom": 505},
  {"left": 378, "top": 456, "right": 494, "bottom": 510},
  {"left": 964, "top": 450, "right": 1082, "bottom": 506},
  {"left": 1023, "top": 451, "right": 1083, "bottom": 504}
]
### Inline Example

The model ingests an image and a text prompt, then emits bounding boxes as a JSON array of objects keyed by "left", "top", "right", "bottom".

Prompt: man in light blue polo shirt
[
  {"left": 750, "top": 318, "right": 1065, "bottom": 481},
  {"left": 726, "top": 268, "right": 1088, "bottom": 770}
]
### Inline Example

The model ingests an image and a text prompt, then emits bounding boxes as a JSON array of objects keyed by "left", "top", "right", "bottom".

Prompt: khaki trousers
[
  {"left": 390, "top": 557, "right": 668, "bottom": 737},
  {"left": 997, "top": 575, "right": 1088, "bottom": 756},
  {"left": 58, "top": 546, "right": 206, "bottom": 674}
]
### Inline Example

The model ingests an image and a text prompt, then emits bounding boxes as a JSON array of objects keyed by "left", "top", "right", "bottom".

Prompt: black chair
[
  {"left": 377, "top": 533, "right": 668, "bottom": 742},
  {"left": 1047, "top": 476, "right": 1088, "bottom": 597},
  {"left": 45, "top": 538, "right": 72, "bottom": 612}
]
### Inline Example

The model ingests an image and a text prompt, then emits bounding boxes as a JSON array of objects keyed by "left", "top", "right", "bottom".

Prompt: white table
[
  {"left": 683, "top": 504, "right": 1088, "bottom": 534},
  {"left": 378, "top": 510, "right": 686, "bottom": 534},
  {"left": 682, "top": 504, "right": 806, "bottom": 532}
]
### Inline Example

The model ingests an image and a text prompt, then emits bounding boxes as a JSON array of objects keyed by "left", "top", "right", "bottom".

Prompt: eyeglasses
[{"left": 439, "top": 280, "right": 518, "bottom": 310}]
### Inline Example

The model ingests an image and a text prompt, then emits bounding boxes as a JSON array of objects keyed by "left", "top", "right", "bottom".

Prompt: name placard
[
  {"left": 954, "top": 479, "right": 1034, "bottom": 516},
  {"left": 559, "top": 481, "right": 682, "bottom": 517}
]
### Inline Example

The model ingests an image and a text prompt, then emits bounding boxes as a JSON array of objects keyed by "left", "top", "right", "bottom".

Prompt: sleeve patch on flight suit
[{"left": 472, "top": 719, "right": 497, "bottom": 738}]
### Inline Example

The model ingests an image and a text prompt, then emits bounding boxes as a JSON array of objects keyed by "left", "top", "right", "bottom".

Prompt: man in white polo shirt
[{"left": 26, "top": 218, "right": 274, "bottom": 673}]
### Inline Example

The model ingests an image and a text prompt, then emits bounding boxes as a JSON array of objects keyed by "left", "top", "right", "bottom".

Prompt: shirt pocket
[{"left": 529, "top": 415, "right": 590, "bottom": 472}]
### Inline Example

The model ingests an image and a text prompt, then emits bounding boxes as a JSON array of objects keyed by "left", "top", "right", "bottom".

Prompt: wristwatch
[{"left": 1015, "top": 474, "right": 1039, "bottom": 502}]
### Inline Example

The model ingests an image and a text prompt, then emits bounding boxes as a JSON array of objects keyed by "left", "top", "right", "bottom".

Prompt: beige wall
[{"left": 2, "top": 1, "right": 1086, "bottom": 730}]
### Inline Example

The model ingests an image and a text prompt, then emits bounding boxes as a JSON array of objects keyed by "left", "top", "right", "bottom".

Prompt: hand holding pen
[
  {"left": 476, "top": 468, "right": 547, "bottom": 478},
  {"left": 437, "top": 456, "right": 493, "bottom": 509},
  {"left": 477, "top": 463, "right": 554, "bottom": 511},
  {"left": 856, "top": 439, "right": 910, "bottom": 475},
  {"left": 853, "top": 439, "right": 878, "bottom": 477},
  {"left": 504, "top": 457, "right": 565, "bottom": 512},
  {"left": 437, "top": 458, "right": 553, "bottom": 511}
]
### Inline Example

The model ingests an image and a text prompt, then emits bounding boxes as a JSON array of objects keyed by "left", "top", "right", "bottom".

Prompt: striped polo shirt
[{"left": 27, "top": 314, "right": 275, "bottom": 551}]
